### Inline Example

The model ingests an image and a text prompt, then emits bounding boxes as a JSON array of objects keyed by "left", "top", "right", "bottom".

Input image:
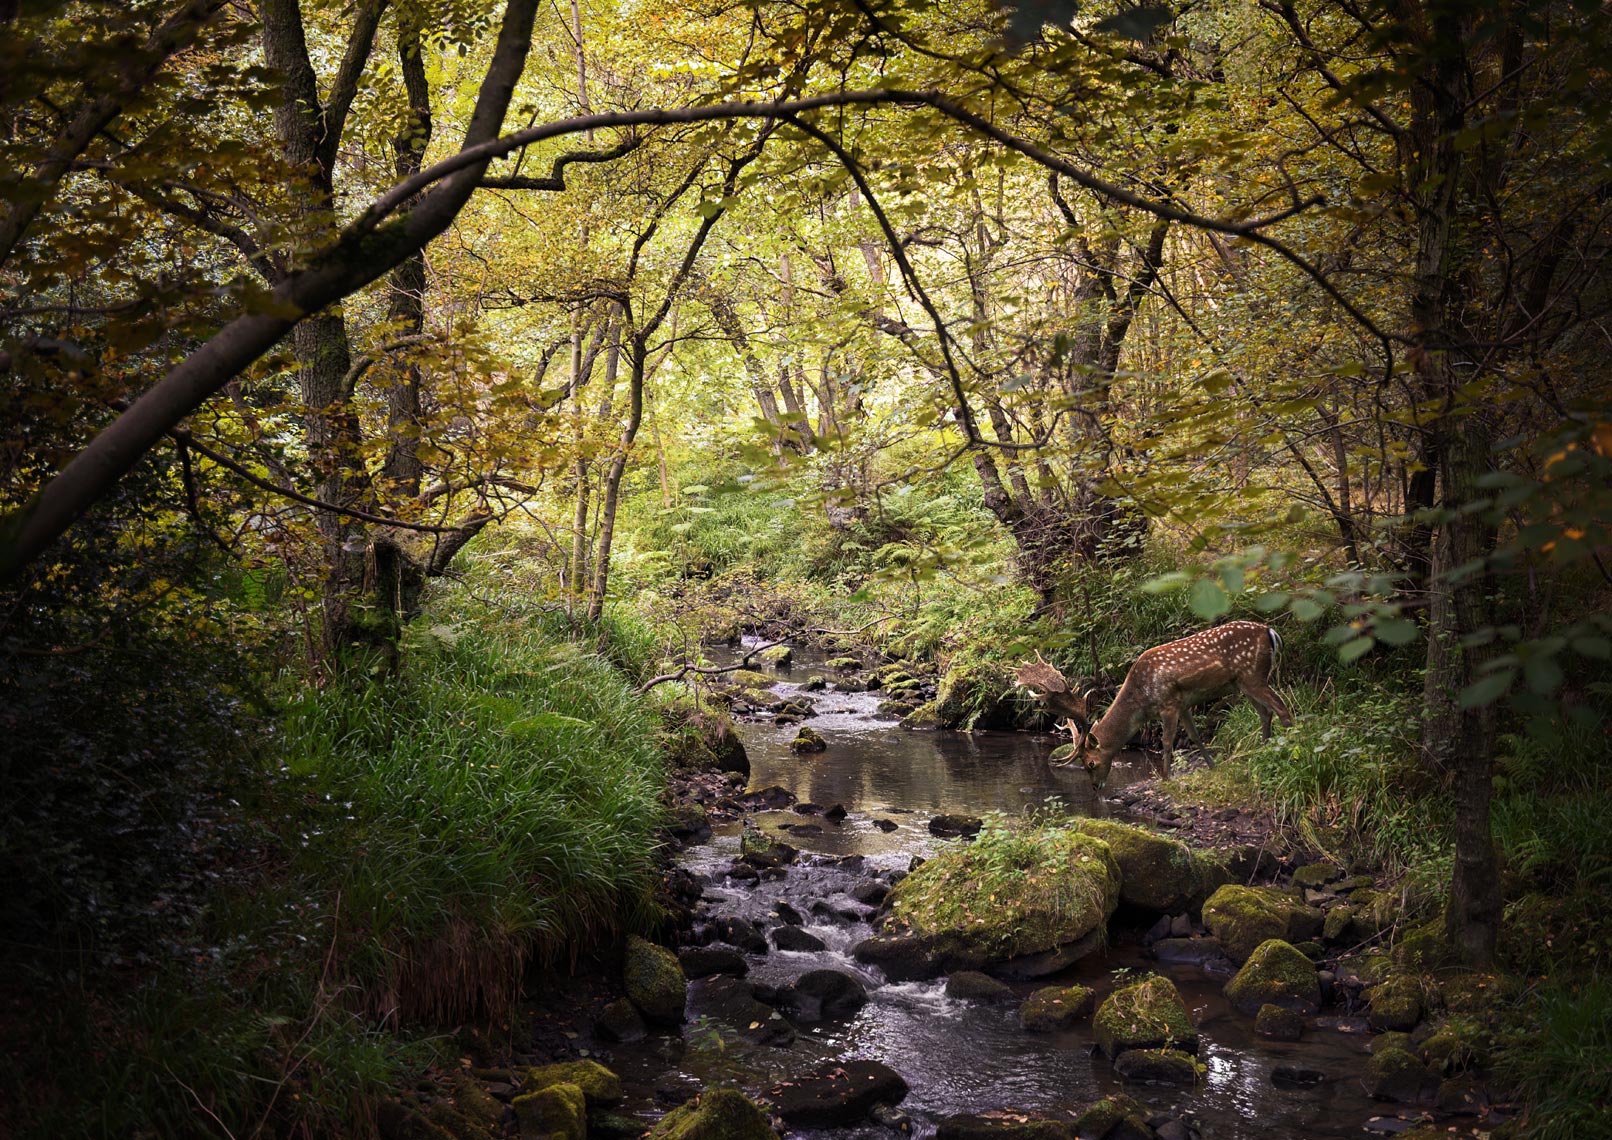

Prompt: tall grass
[
  {"left": 281, "top": 584, "right": 666, "bottom": 1023},
  {"left": 1495, "top": 978, "right": 1612, "bottom": 1140}
]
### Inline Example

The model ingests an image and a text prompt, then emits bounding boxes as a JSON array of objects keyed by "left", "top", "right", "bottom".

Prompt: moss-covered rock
[
  {"left": 513, "top": 1082, "right": 586, "bottom": 1140},
  {"left": 729, "top": 668, "right": 776, "bottom": 688},
  {"left": 1394, "top": 920, "right": 1455, "bottom": 971},
  {"left": 1224, "top": 939, "right": 1321, "bottom": 1016},
  {"left": 900, "top": 702, "right": 944, "bottom": 730},
  {"left": 1018, "top": 984, "right": 1095, "bottom": 1031},
  {"left": 759, "top": 645, "right": 793, "bottom": 667},
  {"left": 801, "top": 675, "right": 828, "bottom": 692},
  {"left": 1367, "top": 975, "right": 1424, "bottom": 1032},
  {"left": 1072, "top": 1095, "right": 1153, "bottom": 1140},
  {"left": 884, "top": 828, "right": 1120, "bottom": 971},
  {"left": 522, "top": 1061, "right": 623, "bottom": 1107},
  {"left": 739, "top": 828, "right": 797, "bottom": 868},
  {"left": 1322, "top": 904, "right": 1354, "bottom": 943},
  {"left": 1092, "top": 975, "right": 1198, "bottom": 1058},
  {"left": 624, "top": 935, "right": 687, "bottom": 1025},
  {"left": 1201, "top": 884, "right": 1323, "bottom": 963},
  {"left": 1292, "top": 863, "right": 1341, "bottom": 889},
  {"left": 876, "top": 699, "right": 917, "bottom": 719},
  {"left": 1074, "top": 819, "right": 1218, "bottom": 914},
  {"left": 1253, "top": 1003, "right": 1305, "bottom": 1040},
  {"left": 1364, "top": 1047, "right": 1434, "bottom": 1103},
  {"left": 935, "top": 1113, "right": 1075, "bottom": 1140},
  {"left": 789, "top": 726, "right": 827, "bottom": 753},
  {"left": 1112, "top": 1048, "right": 1200, "bottom": 1086},
  {"left": 827, "top": 655, "right": 862, "bottom": 670},
  {"left": 933, "top": 659, "right": 1015, "bottom": 730},
  {"left": 646, "top": 1089, "right": 774, "bottom": 1140},
  {"left": 1418, "top": 1018, "right": 1489, "bottom": 1074}
]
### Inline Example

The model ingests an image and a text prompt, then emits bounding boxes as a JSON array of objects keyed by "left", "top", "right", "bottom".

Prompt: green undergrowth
[{"left": 281, "top": 580, "right": 667, "bottom": 1023}]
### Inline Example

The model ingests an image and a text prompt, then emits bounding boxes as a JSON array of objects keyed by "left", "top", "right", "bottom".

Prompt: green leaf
[
  {"left": 1523, "top": 655, "right": 1564, "bottom": 695},
  {"left": 1292, "top": 596, "right": 1326, "bottom": 623},
  {"left": 1189, "top": 578, "right": 1229, "bottom": 619},
  {"left": 1573, "top": 635, "right": 1611, "bottom": 659},
  {"left": 1338, "top": 636, "right": 1374, "bottom": 664},
  {"left": 1219, "top": 564, "right": 1245, "bottom": 594},
  {"left": 1373, "top": 618, "right": 1420, "bottom": 646},
  {"left": 1460, "top": 669, "right": 1515, "bottom": 709},
  {"left": 1253, "top": 591, "right": 1289, "bottom": 612}
]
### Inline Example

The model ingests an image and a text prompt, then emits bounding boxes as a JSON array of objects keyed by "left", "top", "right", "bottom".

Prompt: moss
[
  {"left": 886, "top": 826, "right": 1119, "bottom": 966},
  {"left": 900, "top": 702, "right": 944, "bottom": 729},
  {"left": 512, "top": 1082, "right": 586, "bottom": 1140},
  {"left": 1322, "top": 904, "right": 1354, "bottom": 943},
  {"left": 933, "top": 658, "right": 1015, "bottom": 729},
  {"left": 1418, "top": 1018, "right": 1489, "bottom": 1074},
  {"left": 1364, "top": 1047, "right": 1433, "bottom": 1103},
  {"left": 789, "top": 726, "right": 827, "bottom": 753},
  {"left": 827, "top": 656, "right": 862, "bottom": 670},
  {"left": 1018, "top": 984, "right": 1096, "bottom": 1031},
  {"left": 1368, "top": 975, "right": 1425, "bottom": 1032},
  {"left": 1395, "top": 920, "right": 1454, "bottom": 971},
  {"left": 522, "top": 1060, "right": 623, "bottom": 1106},
  {"left": 1112, "top": 1047, "right": 1202, "bottom": 1086},
  {"left": 759, "top": 645, "right": 793, "bottom": 666},
  {"left": 1202, "top": 885, "right": 1323, "bottom": 962},
  {"left": 1074, "top": 819, "right": 1215, "bottom": 913},
  {"left": 1072, "top": 1095, "right": 1151, "bottom": 1140},
  {"left": 1292, "top": 863, "right": 1341, "bottom": 888},
  {"left": 647, "top": 1089, "right": 774, "bottom": 1140},
  {"left": 1224, "top": 939, "right": 1321, "bottom": 1015},
  {"left": 624, "top": 935, "right": 687, "bottom": 1025},
  {"left": 1254, "top": 1003, "right": 1305, "bottom": 1040},
  {"left": 1093, "top": 975, "right": 1198, "bottom": 1058}
]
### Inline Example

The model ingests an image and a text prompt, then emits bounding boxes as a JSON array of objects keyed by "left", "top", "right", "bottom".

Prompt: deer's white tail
[{"left": 1268, "top": 626, "right": 1283, "bottom": 682}]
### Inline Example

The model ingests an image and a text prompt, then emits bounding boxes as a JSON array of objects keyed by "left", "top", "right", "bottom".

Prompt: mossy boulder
[
  {"left": 646, "top": 1089, "right": 774, "bottom": 1140},
  {"left": 900, "top": 702, "right": 945, "bottom": 730},
  {"left": 521, "top": 1061, "right": 622, "bottom": 1107},
  {"left": 1365, "top": 1046, "right": 1435, "bottom": 1103},
  {"left": 800, "top": 675, "right": 828, "bottom": 692},
  {"left": 1072, "top": 1095, "right": 1153, "bottom": 1140},
  {"left": 827, "top": 656, "right": 862, "bottom": 670},
  {"left": 1074, "top": 819, "right": 1222, "bottom": 913},
  {"left": 1223, "top": 939, "right": 1321, "bottom": 1016},
  {"left": 760, "top": 645, "right": 793, "bottom": 667},
  {"left": 1418, "top": 1018, "right": 1489, "bottom": 1074},
  {"left": 1112, "top": 1048, "right": 1201, "bottom": 1086},
  {"left": 1395, "top": 920, "right": 1455, "bottom": 971},
  {"left": 933, "top": 660, "right": 1014, "bottom": 730},
  {"left": 884, "top": 828, "right": 1120, "bottom": 972},
  {"left": 1018, "top": 984, "right": 1096, "bottom": 1031},
  {"left": 513, "top": 1082, "right": 586, "bottom": 1140},
  {"left": 1254, "top": 1003, "right": 1305, "bottom": 1040},
  {"left": 729, "top": 668, "right": 776, "bottom": 688},
  {"left": 1092, "top": 975, "right": 1198, "bottom": 1058},
  {"left": 876, "top": 699, "right": 917, "bottom": 719},
  {"left": 624, "top": 935, "right": 687, "bottom": 1025},
  {"left": 789, "top": 726, "right": 827, "bottom": 754},
  {"left": 739, "top": 828, "right": 797, "bottom": 868},
  {"left": 1292, "top": 863, "right": 1341, "bottom": 889},
  {"left": 1367, "top": 975, "right": 1425, "bottom": 1032},
  {"left": 1201, "top": 884, "right": 1323, "bottom": 963}
]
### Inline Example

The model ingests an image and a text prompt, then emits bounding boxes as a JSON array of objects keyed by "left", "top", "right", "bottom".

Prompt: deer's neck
[{"left": 1092, "top": 678, "right": 1151, "bottom": 756}]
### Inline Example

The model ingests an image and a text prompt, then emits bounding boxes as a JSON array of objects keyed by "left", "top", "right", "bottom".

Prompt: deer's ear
[{"left": 1084, "top": 732, "right": 1100, "bottom": 750}]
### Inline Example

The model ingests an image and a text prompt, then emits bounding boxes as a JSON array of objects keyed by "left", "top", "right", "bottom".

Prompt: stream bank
[{"left": 383, "top": 638, "right": 1506, "bottom": 1140}]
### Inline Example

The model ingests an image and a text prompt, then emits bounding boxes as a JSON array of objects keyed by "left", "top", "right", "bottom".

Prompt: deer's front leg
[
  {"left": 1159, "top": 704, "right": 1180, "bottom": 779},
  {"left": 1181, "top": 707, "right": 1212, "bottom": 765}
]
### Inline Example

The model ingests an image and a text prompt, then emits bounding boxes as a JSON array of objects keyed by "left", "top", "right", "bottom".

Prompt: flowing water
[{"left": 603, "top": 643, "right": 1395, "bottom": 1138}]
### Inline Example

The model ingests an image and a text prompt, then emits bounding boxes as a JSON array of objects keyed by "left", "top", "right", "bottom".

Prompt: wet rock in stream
[
  {"left": 768, "top": 1059, "right": 909, "bottom": 1127},
  {"left": 770, "top": 925, "right": 826, "bottom": 952},
  {"left": 927, "top": 813, "right": 983, "bottom": 837},
  {"left": 678, "top": 946, "right": 748, "bottom": 980},
  {"left": 713, "top": 916, "right": 768, "bottom": 955},
  {"left": 945, "top": 970, "right": 1016, "bottom": 1003},
  {"left": 697, "top": 976, "right": 796, "bottom": 1045},
  {"left": 782, "top": 968, "right": 868, "bottom": 1020},
  {"left": 935, "top": 1113, "right": 1076, "bottom": 1140}
]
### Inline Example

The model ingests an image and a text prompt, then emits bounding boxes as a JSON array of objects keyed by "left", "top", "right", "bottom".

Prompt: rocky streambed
[{"left": 382, "top": 640, "right": 1506, "bottom": 1140}]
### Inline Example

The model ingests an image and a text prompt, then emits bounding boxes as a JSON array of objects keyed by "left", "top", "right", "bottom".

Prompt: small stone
[
  {"left": 714, "top": 916, "right": 769, "bottom": 955},
  {"left": 771, "top": 926, "right": 826, "bottom": 952},
  {"left": 595, "top": 997, "right": 646, "bottom": 1042},
  {"left": 1113, "top": 1048, "right": 1200, "bottom": 1086},
  {"left": 946, "top": 971, "right": 1016, "bottom": 1003},
  {"left": 851, "top": 880, "right": 890, "bottom": 906},
  {"left": 1254, "top": 1003, "right": 1305, "bottom": 1041},
  {"left": 1019, "top": 984, "right": 1096, "bottom": 1031},
  {"left": 790, "top": 726, "right": 828, "bottom": 753},
  {"left": 825, "top": 803, "right": 848, "bottom": 822},
  {"left": 1292, "top": 862, "right": 1341, "bottom": 888},
  {"left": 1271, "top": 1066, "right": 1329, "bottom": 1089},
  {"left": 774, "top": 900, "right": 804, "bottom": 925},
  {"left": 874, "top": 819, "right": 899, "bottom": 832},
  {"left": 928, "top": 813, "right": 984, "bottom": 837}
]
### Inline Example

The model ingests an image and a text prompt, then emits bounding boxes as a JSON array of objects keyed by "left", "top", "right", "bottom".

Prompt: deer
[{"left": 1015, "top": 620, "right": 1293, "bottom": 790}]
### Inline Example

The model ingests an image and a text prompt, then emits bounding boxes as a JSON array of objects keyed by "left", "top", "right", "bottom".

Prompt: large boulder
[
  {"left": 697, "top": 977, "right": 795, "bottom": 1045},
  {"left": 882, "top": 827, "right": 1120, "bottom": 973},
  {"left": 1019, "top": 985, "right": 1095, "bottom": 1032},
  {"left": 784, "top": 969, "right": 868, "bottom": 1021},
  {"left": 1223, "top": 939, "right": 1322, "bottom": 1016},
  {"left": 625, "top": 935, "right": 688, "bottom": 1025},
  {"left": 768, "top": 1059, "right": 909, "bottom": 1127},
  {"left": 1367, "top": 975, "right": 1425, "bottom": 1032},
  {"left": 1201, "top": 885, "right": 1323, "bottom": 963},
  {"left": 1092, "top": 975, "right": 1198, "bottom": 1059},
  {"left": 1074, "top": 820, "right": 1225, "bottom": 914},
  {"left": 1072, "top": 1095, "right": 1154, "bottom": 1140},
  {"left": 648, "top": 1089, "right": 774, "bottom": 1140},
  {"left": 1365, "top": 1046, "right": 1436, "bottom": 1103}
]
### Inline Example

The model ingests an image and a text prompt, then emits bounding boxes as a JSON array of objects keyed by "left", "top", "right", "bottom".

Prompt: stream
[{"left": 602, "top": 642, "right": 1392, "bottom": 1139}]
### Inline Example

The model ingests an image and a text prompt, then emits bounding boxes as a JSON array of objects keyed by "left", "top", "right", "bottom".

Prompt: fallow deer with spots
[{"left": 1015, "top": 620, "right": 1293, "bottom": 790}]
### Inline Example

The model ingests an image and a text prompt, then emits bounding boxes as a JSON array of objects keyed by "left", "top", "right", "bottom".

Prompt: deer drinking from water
[{"left": 1016, "top": 620, "right": 1293, "bottom": 790}]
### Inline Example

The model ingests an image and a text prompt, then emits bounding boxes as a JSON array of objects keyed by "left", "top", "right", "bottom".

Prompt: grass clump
[
  {"left": 1494, "top": 978, "right": 1612, "bottom": 1140},
  {"left": 281, "top": 584, "right": 666, "bottom": 1024}
]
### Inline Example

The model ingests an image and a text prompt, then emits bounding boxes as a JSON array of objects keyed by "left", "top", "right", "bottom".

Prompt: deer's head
[{"left": 1074, "top": 728, "right": 1120, "bottom": 790}]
